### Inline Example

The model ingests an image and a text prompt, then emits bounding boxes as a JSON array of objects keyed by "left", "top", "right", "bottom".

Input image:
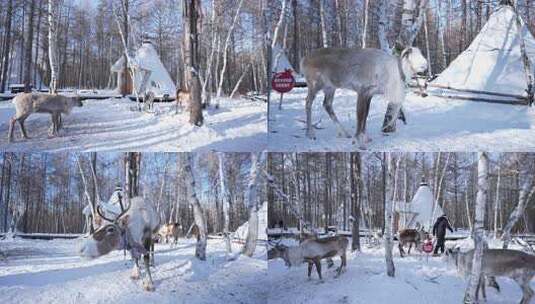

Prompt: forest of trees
[
  {"left": 269, "top": 0, "right": 535, "bottom": 77},
  {"left": 0, "top": 152, "right": 266, "bottom": 235},
  {"left": 0, "top": 0, "right": 268, "bottom": 95},
  {"left": 268, "top": 152, "right": 535, "bottom": 237}
]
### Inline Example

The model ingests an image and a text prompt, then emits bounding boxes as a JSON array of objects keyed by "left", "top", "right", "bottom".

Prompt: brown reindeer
[
  {"left": 158, "top": 222, "right": 181, "bottom": 245},
  {"left": 398, "top": 228, "right": 427, "bottom": 257}
]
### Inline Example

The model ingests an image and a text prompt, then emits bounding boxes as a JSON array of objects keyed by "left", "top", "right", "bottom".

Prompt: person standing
[{"left": 432, "top": 214, "right": 453, "bottom": 256}]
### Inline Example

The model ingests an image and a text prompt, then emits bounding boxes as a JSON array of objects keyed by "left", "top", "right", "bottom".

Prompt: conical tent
[
  {"left": 395, "top": 182, "right": 443, "bottom": 231},
  {"left": 272, "top": 44, "right": 305, "bottom": 84},
  {"left": 430, "top": 5, "right": 535, "bottom": 102},
  {"left": 111, "top": 42, "right": 176, "bottom": 98}
]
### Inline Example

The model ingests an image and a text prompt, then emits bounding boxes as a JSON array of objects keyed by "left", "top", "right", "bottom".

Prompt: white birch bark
[
  {"left": 271, "top": 0, "right": 288, "bottom": 49},
  {"left": 397, "top": 0, "right": 429, "bottom": 49},
  {"left": 361, "top": 0, "right": 369, "bottom": 48},
  {"left": 502, "top": 159, "right": 535, "bottom": 248},
  {"left": 183, "top": 154, "right": 207, "bottom": 260},
  {"left": 218, "top": 152, "right": 232, "bottom": 254},
  {"left": 216, "top": 0, "right": 245, "bottom": 99},
  {"left": 319, "top": 0, "right": 329, "bottom": 48},
  {"left": 384, "top": 153, "right": 396, "bottom": 277},
  {"left": 465, "top": 180, "right": 473, "bottom": 231},
  {"left": 48, "top": 0, "right": 59, "bottom": 94},
  {"left": 243, "top": 153, "right": 264, "bottom": 257},
  {"left": 494, "top": 165, "right": 501, "bottom": 238},
  {"left": 230, "top": 64, "right": 251, "bottom": 98},
  {"left": 464, "top": 152, "right": 488, "bottom": 303},
  {"left": 377, "top": 0, "right": 390, "bottom": 52}
]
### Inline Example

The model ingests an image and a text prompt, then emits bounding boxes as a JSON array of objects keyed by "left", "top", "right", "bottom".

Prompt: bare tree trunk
[
  {"left": 0, "top": 0, "right": 13, "bottom": 92},
  {"left": 48, "top": 0, "right": 59, "bottom": 93},
  {"left": 494, "top": 165, "right": 501, "bottom": 238},
  {"left": 319, "top": 0, "right": 328, "bottom": 48},
  {"left": 384, "top": 153, "right": 396, "bottom": 277},
  {"left": 183, "top": 154, "right": 207, "bottom": 260},
  {"left": 377, "top": 0, "right": 390, "bottom": 52},
  {"left": 218, "top": 153, "right": 232, "bottom": 255},
  {"left": 361, "top": 0, "right": 369, "bottom": 48},
  {"left": 183, "top": 0, "right": 204, "bottom": 126},
  {"left": 396, "top": 0, "right": 429, "bottom": 50},
  {"left": 464, "top": 152, "right": 488, "bottom": 303},
  {"left": 216, "top": 0, "right": 245, "bottom": 100},
  {"left": 502, "top": 158, "right": 535, "bottom": 248},
  {"left": 23, "top": 0, "right": 36, "bottom": 93},
  {"left": 243, "top": 153, "right": 263, "bottom": 257}
]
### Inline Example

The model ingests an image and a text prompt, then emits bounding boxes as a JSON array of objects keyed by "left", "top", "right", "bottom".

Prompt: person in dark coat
[{"left": 432, "top": 214, "right": 453, "bottom": 255}]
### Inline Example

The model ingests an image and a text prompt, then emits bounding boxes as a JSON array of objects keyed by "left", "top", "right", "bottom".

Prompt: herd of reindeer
[
  {"left": 79, "top": 195, "right": 198, "bottom": 292},
  {"left": 267, "top": 228, "right": 535, "bottom": 304},
  {"left": 6, "top": 87, "right": 192, "bottom": 143}
]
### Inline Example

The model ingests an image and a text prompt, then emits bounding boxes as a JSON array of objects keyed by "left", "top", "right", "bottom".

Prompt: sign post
[
  {"left": 272, "top": 69, "right": 295, "bottom": 110},
  {"left": 423, "top": 239, "right": 434, "bottom": 263}
]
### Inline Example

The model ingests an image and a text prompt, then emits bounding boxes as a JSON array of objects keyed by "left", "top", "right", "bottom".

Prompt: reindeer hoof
[{"left": 143, "top": 282, "right": 154, "bottom": 292}]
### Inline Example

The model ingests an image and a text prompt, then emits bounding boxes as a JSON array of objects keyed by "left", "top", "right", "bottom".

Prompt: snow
[
  {"left": 234, "top": 202, "right": 268, "bottom": 241},
  {"left": 268, "top": 88, "right": 535, "bottom": 151},
  {"left": 111, "top": 42, "right": 176, "bottom": 98},
  {"left": 0, "top": 97, "right": 266, "bottom": 152},
  {"left": 267, "top": 238, "right": 534, "bottom": 304},
  {"left": 0, "top": 237, "right": 268, "bottom": 304},
  {"left": 432, "top": 6, "right": 535, "bottom": 97}
]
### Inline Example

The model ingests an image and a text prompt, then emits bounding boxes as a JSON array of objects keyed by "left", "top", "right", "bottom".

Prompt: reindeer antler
[{"left": 96, "top": 199, "right": 131, "bottom": 223}]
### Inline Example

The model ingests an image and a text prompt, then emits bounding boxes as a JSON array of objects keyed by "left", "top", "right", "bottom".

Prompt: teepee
[
  {"left": 272, "top": 44, "right": 305, "bottom": 85},
  {"left": 395, "top": 182, "right": 443, "bottom": 231},
  {"left": 111, "top": 41, "right": 176, "bottom": 98},
  {"left": 429, "top": 4, "right": 535, "bottom": 105}
]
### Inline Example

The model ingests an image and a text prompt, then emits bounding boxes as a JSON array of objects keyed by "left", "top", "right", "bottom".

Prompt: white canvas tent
[
  {"left": 111, "top": 42, "right": 176, "bottom": 98},
  {"left": 429, "top": 5, "right": 535, "bottom": 104},
  {"left": 395, "top": 182, "right": 443, "bottom": 232},
  {"left": 234, "top": 201, "right": 267, "bottom": 241}
]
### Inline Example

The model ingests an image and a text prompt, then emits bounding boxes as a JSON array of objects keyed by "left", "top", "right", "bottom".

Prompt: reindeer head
[
  {"left": 79, "top": 200, "right": 131, "bottom": 259},
  {"left": 400, "top": 47, "right": 428, "bottom": 78},
  {"left": 70, "top": 96, "right": 84, "bottom": 108}
]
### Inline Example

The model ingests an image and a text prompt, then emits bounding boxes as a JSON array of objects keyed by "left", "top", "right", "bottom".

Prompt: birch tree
[
  {"left": 384, "top": 153, "right": 396, "bottom": 277},
  {"left": 376, "top": 0, "right": 390, "bottom": 52},
  {"left": 183, "top": 154, "right": 207, "bottom": 261},
  {"left": 395, "top": 0, "right": 430, "bottom": 51},
  {"left": 216, "top": 0, "right": 245, "bottom": 100},
  {"left": 48, "top": 0, "right": 59, "bottom": 94},
  {"left": 464, "top": 152, "right": 488, "bottom": 304},
  {"left": 243, "top": 153, "right": 264, "bottom": 257},
  {"left": 24, "top": 0, "right": 37, "bottom": 93},
  {"left": 502, "top": 155, "right": 535, "bottom": 248},
  {"left": 218, "top": 152, "right": 232, "bottom": 255}
]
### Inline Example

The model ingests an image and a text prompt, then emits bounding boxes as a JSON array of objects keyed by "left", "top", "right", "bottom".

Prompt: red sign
[
  {"left": 423, "top": 241, "right": 434, "bottom": 253},
  {"left": 272, "top": 69, "right": 295, "bottom": 94}
]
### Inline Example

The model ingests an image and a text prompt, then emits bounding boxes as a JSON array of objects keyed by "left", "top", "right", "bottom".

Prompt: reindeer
[
  {"left": 446, "top": 247, "right": 535, "bottom": 304},
  {"left": 7, "top": 93, "right": 83, "bottom": 142},
  {"left": 158, "top": 222, "right": 181, "bottom": 245},
  {"left": 398, "top": 228, "right": 428, "bottom": 257},
  {"left": 268, "top": 235, "right": 348, "bottom": 280},
  {"left": 143, "top": 91, "right": 155, "bottom": 111},
  {"left": 176, "top": 88, "right": 191, "bottom": 114},
  {"left": 300, "top": 47, "right": 427, "bottom": 148},
  {"left": 79, "top": 197, "right": 160, "bottom": 291}
]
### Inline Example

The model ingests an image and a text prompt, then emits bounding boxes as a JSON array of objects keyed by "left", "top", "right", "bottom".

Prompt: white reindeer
[
  {"left": 79, "top": 197, "right": 160, "bottom": 291},
  {"left": 300, "top": 47, "right": 427, "bottom": 147}
]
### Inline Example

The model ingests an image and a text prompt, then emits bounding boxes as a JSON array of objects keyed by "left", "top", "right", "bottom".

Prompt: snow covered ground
[
  {"left": 267, "top": 238, "right": 534, "bottom": 304},
  {"left": 268, "top": 88, "right": 535, "bottom": 151},
  {"left": 0, "top": 237, "right": 268, "bottom": 304},
  {"left": 0, "top": 97, "right": 266, "bottom": 152}
]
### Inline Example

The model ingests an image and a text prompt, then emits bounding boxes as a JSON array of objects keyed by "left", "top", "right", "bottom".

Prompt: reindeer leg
[
  {"left": 18, "top": 116, "right": 29, "bottom": 139},
  {"left": 488, "top": 276, "right": 500, "bottom": 293},
  {"left": 399, "top": 243, "right": 405, "bottom": 258},
  {"left": 305, "top": 85, "right": 319, "bottom": 139},
  {"left": 307, "top": 262, "right": 313, "bottom": 279},
  {"left": 142, "top": 238, "right": 154, "bottom": 291},
  {"left": 131, "top": 258, "right": 140, "bottom": 280},
  {"left": 323, "top": 87, "right": 350, "bottom": 138},
  {"left": 314, "top": 259, "right": 322, "bottom": 281},
  {"left": 356, "top": 92, "right": 372, "bottom": 148},
  {"left": 408, "top": 243, "right": 412, "bottom": 255},
  {"left": 516, "top": 274, "right": 534, "bottom": 304},
  {"left": 335, "top": 254, "right": 346, "bottom": 278},
  {"left": 8, "top": 117, "right": 16, "bottom": 142}
]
